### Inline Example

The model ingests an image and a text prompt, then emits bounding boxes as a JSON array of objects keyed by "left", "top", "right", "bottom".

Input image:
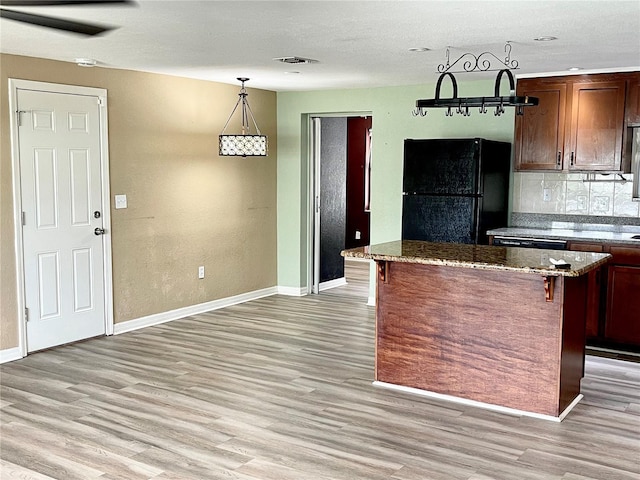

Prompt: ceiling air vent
[{"left": 273, "top": 56, "right": 319, "bottom": 64}]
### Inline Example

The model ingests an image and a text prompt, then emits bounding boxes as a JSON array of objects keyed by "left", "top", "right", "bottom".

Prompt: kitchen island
[{"left": 342, "top": 240, "right": 611, "bottom": 421}]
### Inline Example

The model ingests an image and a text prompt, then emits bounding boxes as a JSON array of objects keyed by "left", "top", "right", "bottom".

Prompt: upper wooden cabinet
[
  {"left": 514, "top": 73, "right": 633, "bottom": 172},
  {"left": 566, "top": 79, "right": 626, "bottom": 171},
  {"left": 514, "top": 81, "right": 567, "bottom": 170},
  {"left": 626, "top": 74, "right": 640, "bottom": 125}
]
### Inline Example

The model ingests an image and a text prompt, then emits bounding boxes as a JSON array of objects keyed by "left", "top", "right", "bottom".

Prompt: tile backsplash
[{"left": 512, "top": 172, "right": 640, "bottom": 218}]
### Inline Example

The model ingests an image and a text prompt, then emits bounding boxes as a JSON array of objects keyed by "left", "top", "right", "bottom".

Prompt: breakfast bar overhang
[{"left": 343, "top": 240, "right": 611, "bottom": 421}]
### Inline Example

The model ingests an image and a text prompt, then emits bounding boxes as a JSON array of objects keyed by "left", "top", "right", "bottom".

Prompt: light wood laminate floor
[{"left": 1, "top": 260, "right": 639, "bottom": 479}]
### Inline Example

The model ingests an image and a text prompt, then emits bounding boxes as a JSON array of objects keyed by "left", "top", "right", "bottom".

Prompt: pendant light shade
[{"left": 219, "top": 78, "right": 267, "bottom": 157}]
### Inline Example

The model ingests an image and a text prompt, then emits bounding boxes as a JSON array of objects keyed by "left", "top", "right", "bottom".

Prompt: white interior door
[{"left": 17, "top": 88, "right": 107, "bottom": 352}]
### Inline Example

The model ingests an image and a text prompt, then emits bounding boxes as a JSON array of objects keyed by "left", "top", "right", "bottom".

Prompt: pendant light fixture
[{"left": 219, "top": 77, "right": 267, "bottom": 157}]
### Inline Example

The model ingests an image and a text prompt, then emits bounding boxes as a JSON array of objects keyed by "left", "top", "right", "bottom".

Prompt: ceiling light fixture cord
[{"left": 220, "top": 78, "right": 262, "bottom": 136}]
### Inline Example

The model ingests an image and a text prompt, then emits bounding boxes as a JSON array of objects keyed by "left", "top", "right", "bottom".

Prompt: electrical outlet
[
  {"left": 198, "top": 266, "right": 205, "bottom": 279},
  {"left": 355, "top": 230, "right": 361, "bottom": 240},
  {"left": 543, "top": 188, "right": 551, "bottom": 202},
  {"left": 577, "top": 195, "right": 588, "bottom": 211},
  {"left": 593, "top": 196, "right": 610, "bottom": 213}
]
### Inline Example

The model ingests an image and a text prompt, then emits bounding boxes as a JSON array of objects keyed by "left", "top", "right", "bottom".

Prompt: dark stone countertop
[{"left": 342, "top": 240, "right": 611, "bottom": 277}]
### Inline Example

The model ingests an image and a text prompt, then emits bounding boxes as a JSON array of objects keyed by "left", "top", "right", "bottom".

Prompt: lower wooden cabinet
[
  {"left": 605, "top": 265, "right": 640, "bottom": 345},
  {"left": 568, "top": 241, "right": 640, "bottom": 350}
]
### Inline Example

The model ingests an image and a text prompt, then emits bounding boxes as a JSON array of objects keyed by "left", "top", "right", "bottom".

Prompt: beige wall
[{"left": 0, "top": 54, "right": 277, "bottom": 350}]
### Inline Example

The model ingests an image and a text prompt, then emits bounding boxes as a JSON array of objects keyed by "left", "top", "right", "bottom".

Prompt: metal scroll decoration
[
  {"left": 413, "top": 43, "right": 538, "bottom": 117},
  {"left": 438, "top": 42, "right": 519, "bottom": 74}
]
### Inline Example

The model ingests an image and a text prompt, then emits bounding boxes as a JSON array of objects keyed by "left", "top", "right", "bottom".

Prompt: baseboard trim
[
  {"left": 373, "top": 381, "right": 581, "bottom": 422},
  {"left": 113, "top": 286, "right": 278, "bottom": 335},
  {"left": 319, "top": 277, "right": 347, "bottom": 292},
  {"left": 586, "top": 345, "right": 640, "bottom": 358},
  {"left": 277, "top": 286, "right": 308, "bottom": 296},
  {"left": 0, "top": 347, "right": 24, "bottom": 364}
]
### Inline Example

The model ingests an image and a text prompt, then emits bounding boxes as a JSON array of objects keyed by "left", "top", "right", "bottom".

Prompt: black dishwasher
[{"left": 491, "top": 236, "right": 568, "bottom": 250}]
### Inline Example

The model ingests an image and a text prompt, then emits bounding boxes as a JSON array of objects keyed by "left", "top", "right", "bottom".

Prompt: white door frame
[
  {"left": 8, "top": 79, "right": 114, "bottom": 358},
  {"left": 311, "top": 117, "right": 321, "bottom": 294},
  {"left": 305, "top": 111, "right": 372, "bottom": 295}
]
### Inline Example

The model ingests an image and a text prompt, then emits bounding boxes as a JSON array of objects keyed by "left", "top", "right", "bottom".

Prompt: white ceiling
[{"left": 1, "top": 0, "right": 639, "bottom": 92}]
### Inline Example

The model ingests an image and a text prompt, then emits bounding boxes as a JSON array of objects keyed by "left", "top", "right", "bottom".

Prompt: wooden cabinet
[
  {"left": 622, "top": 73, "right": 640, "bottom": 164},
  {"left": 515, "top": 74, "right": 628, "bottom": 172},
  {"left": 567, "top": 241, "right": 640, "bottom": 349},
  {"left": 514, "top": 80, "right": 566, "bottom": 170},
  {"left": 625, "top": 73, "right": 640, "bottom": 125},
  {"left": 605, "top": 246, "right": 640, "bottom": 346},
  {"left": 566, "top": 79, "right": 626, "bottom": 171},
  {"left": 567, "top": 242, "right": 605, "bottom": 253},
  {"left": 606, "top": 265, "right": 640, "bottom": 344}
]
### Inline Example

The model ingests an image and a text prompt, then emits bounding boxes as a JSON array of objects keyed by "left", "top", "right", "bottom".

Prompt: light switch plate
[{"left": 115, "top": 194, "right": 127, "bottom": 209}]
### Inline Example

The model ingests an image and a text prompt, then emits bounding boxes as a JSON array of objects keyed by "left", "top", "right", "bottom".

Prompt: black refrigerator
[{"left": 402, "top": 138, "right": 511, "bottom": 245}]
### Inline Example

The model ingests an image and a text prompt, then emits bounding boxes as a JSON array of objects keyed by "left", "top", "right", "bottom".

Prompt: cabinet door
[
  {"left": 622, "top": 74, "right": 640, "bottom": 170},
  {"left": 566, "top": 80, "right": 626, "bottom": 171},
  {"left": 514, "top": 81, "right": 567, "bottom": 171},
  {"left": 625, "top": 73, "right": 640, "bottom": 125},
  {"left": 605, "top": 265, "right": 640, "bottom": 345}
]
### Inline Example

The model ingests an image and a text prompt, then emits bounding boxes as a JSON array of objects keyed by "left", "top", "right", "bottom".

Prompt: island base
[{"left": 375, "top": 261, "right": 588, "bottom": 419}]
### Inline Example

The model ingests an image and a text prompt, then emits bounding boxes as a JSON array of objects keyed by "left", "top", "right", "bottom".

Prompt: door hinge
[
  {"left": 98, "top": 97, "right": 106, "bottom": 107},
  {"left": 22, "top": 211, "right": 26, "bottom": 226},
  {"left": 25, "top": 307, "right": 29, "bottom": 321},
  {"left": 16, "top": 110, "right": 27, "bottom": 127}
]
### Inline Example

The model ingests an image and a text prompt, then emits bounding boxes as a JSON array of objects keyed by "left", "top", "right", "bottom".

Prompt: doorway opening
[{"left": 308, "top": 114, "right": 372, "bottom": 296}]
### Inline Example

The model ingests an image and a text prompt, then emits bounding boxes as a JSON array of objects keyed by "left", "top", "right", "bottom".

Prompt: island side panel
[
  {"left": 376, "top": 261, "right": 564, "bottom": 417},
  {"left": 559, "top": 274, "right": 588, "bottom": 413}
]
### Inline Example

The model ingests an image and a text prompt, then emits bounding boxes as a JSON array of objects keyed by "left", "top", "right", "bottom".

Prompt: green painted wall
[{"left": 277, "top": 78, "right": 516, "bottom": 290}]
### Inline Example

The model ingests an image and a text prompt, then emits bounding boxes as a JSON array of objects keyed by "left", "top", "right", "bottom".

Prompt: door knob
[{"left": 94, "top": 227, "right": 106, "bottom": 235}]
